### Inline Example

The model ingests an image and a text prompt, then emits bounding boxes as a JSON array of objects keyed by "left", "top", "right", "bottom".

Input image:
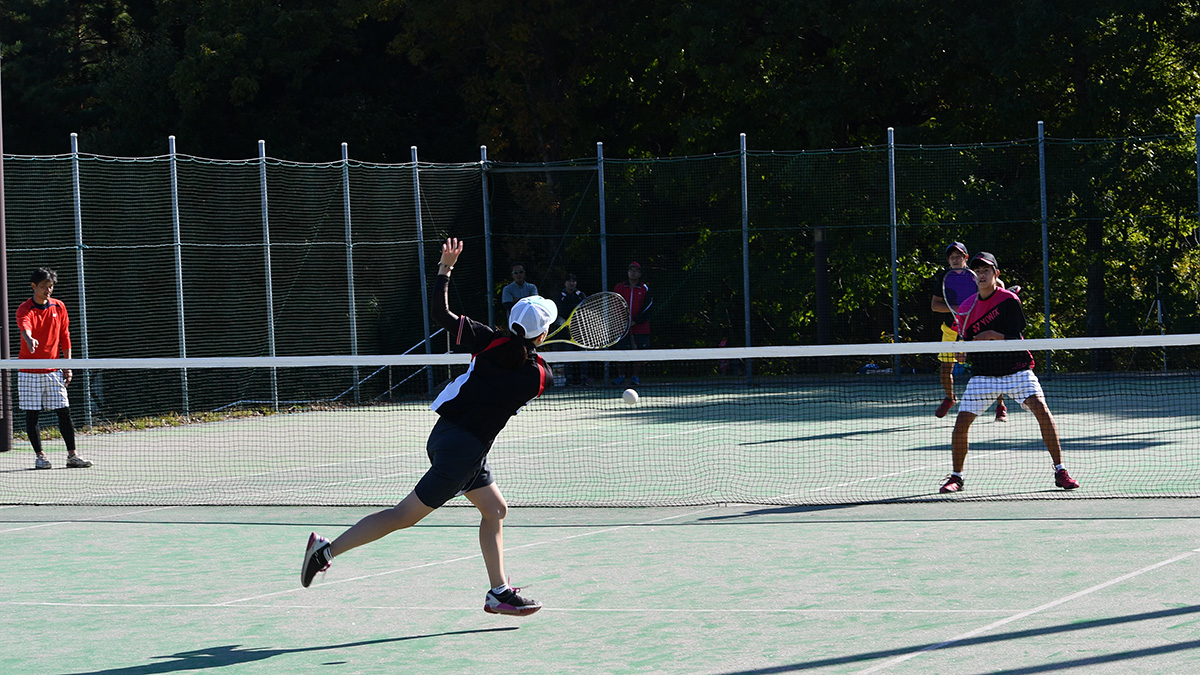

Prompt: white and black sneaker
[
  {"left": 300, "top": 533, "right": 333, "bottom": 588},
  {"left": 484, "top": 586, "right": 542, "bottom": 616}
]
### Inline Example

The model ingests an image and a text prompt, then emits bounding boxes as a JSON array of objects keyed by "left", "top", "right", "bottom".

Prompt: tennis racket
[
  {"left": 542, "top": 292, "right": 630, "bottom": 349},
  {"left": 942, "top": 267, "right": 980, "bottom": 336}
]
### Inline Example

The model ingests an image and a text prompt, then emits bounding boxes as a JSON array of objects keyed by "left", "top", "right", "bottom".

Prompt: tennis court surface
[{"left": 4, "top": 499, "right": 1200, "bottom": 674}]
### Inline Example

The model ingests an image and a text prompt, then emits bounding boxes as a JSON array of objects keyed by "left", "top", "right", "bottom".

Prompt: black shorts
[{"left": 413, "top": 417, "right": 495, "bottom": 508}]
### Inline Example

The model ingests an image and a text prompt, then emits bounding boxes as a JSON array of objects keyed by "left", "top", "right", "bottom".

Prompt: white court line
[
  {"left": 0, "top": 506, "right": 179, "bottom": 534},
  {"left": 216, "top": 505, "right": 726, "bottom": 606},
  {"left": 0, "top": 600, "right": 1020, "bottom": 614},
  {"left": 856, "top": 547, "right": 1200, "bottom": 673}
]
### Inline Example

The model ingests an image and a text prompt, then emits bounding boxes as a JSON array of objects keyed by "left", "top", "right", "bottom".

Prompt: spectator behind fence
[
  {"left": 501, "top": 263, "right": 538, "bottom": 323},
  {"left": 613, "top": 261, "right": 653, "bottom": 386},
  {"left": 555, "top": 273, "right": 588, "bottom": 385},
  {"left": 17, "top": 267, "right": 90, "bottom": 470}
]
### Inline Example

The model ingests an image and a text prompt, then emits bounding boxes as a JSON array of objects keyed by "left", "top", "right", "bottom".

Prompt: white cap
[{"left": 509, "top": 296, "right": 558, "bottom": 339}]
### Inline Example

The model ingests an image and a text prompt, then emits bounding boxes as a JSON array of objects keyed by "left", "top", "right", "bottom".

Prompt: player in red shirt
[
  {"left": 15, "top": 268, "right": 90, "bottom": 469},
  {"left": 939, "top": 252, "right": 1077, "bottom": 494},
  {"left": 613, "top": 261, "right": 654, "bottom": 386}
]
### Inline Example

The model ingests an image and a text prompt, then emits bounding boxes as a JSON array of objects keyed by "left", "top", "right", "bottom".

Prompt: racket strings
[{"left": 568, "top": 294, "right": 629, "bottom": 349}]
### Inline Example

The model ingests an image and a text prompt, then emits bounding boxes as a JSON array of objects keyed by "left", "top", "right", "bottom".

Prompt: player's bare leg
[
  {"left": 330, "top": 491, "right": 436, "bottom": 557},
  {"left": 1023, "top": 395, "right": 1062, "bottom": 464},
  {"left": 950, "top": 411, "right": 976, "bottom": 473},
  {"left": 467, "top": 483, "right": 542, "bottom": 615},
  {"left": 1024, "top": 394, "right": 1078, "bottom": 489},
  {"left": 940, "top": 411, "right": 976, "bottom": 492},
  {"left": 465, "top": 483, "right": 508, "bottom": 587}
]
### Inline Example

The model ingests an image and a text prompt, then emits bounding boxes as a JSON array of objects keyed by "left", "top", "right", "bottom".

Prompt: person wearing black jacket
[{"left": 300, "top": 237, "right": 554, "bottom": 617}]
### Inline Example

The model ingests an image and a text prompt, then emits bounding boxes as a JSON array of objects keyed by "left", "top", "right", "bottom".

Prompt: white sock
[
  {"left": 491, "top": 583, "right": 511, "bottom": 595},
  {"left": 951, "top": 471, "right": 962, "bottom": 478},
  {"left": 1054, "top": 464, "right": 1065, "bottom": 471}
]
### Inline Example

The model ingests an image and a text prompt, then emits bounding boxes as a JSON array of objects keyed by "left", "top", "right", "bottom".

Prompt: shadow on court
[
  {"left": 59, "top": 627, "right": 519, "bottom": 675},
  {"left": 715, "top": 605, "right": 1200, "bottom": 674}
]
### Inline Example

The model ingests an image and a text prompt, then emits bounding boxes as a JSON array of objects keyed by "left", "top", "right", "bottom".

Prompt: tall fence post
[
  {"left": 740, "top": 133, "right": 753, "bottom": 380},
  {"left": 597, "top": 142, "right": 608, "bottom": 294},
  {"left": 69, "top": 133, "right": 93, "bottom": 427},
  {"left": 341, "top": 142, "right": 359, "bottom": 403},
  {"left": 887, "top": 127, "right": 900, "bottom": 371},
  {"left": 168, "top": 136, "right": 189, "bottom": 415},
  {"left": 597, "top": 142, "right": 610, "bottom": 383},
  {"left": 1039, "top": 121, "right": 1052, "bottom": 362},
  {"left": 258, "top": 140, "right": 278, "bottom": 409},
  {"left": 0, "top": 60, "right": 10, "bottom": 453},
  {"left": 412, "top": 146, "right": 434, "bottom": 392},
  {"left": 1038, "top": 121, "right": 1054, "bottom": 376},
  {"left": 481, "top": 145, "right": 495, "bottom": 328}
]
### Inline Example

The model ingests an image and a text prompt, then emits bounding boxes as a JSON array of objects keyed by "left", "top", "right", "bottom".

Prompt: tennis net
[{"left": 1, "top": 333, "right": 1198, "bottom": 506}]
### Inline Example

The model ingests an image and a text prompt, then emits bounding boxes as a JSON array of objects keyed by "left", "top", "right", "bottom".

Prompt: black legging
[{"left": 27, "top": 408, "right": 75, "bottom": 454}]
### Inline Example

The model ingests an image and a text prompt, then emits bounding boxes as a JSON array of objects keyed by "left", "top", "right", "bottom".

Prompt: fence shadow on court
[
  {"left": 715, "top": 605, "right": 1200, "bottom": 674},
  {"left": 59, "top": 627, "right": 519, "bottom": 675}
]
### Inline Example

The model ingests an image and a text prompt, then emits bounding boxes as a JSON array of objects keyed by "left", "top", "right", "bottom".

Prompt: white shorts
[
  {"left": 960, "top": 369, "right": 1044, "bottom": 416},
  {"left": 18, "top": 371, "right": 70, "bottom": 411}
]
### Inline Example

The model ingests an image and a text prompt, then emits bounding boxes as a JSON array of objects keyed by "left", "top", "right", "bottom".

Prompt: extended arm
[{"left": 432, "top": 238, "right": 463, "bottom": 330}]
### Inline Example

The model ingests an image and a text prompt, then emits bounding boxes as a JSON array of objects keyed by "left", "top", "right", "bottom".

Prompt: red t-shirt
[{"left": 16, "top": 298, "right": 71, "bottom": 373}]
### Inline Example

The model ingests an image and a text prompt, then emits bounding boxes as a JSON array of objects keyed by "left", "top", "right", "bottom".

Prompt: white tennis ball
[{"left": 622, "top": 388, "right": 639, "bottom": 405}]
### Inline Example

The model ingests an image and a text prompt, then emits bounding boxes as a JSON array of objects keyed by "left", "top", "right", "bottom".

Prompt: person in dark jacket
[{"left": 300, "top": 237, "right": 554, "bottom": 617}]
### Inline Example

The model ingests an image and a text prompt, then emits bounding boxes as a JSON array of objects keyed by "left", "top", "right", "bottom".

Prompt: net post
[
  {"left": 887, "top": 127, "right": 899, "bottom": 373},
  {"left": 1039, "top": 120, "right": 1052, "bottom": 374},
  {"left": 740, "top": 133, "right": 753, "bottom": 381},
  {"left": 482, "top": 145, "right": 495, "bottom": 329},
  {"left": 259, "top": 140, "right": 279, "bottom": 410},
  {"left": 412, "top": 146, "right": 434, "bottom": 393},
  {"left": 0, "top": 59, "right": 11, "bottom": 453},
  {"left": 169, "top": 136, "right": 189, "bottom": 416},
  {"left": 342, "top": 142, "right": 359, "bottom": 403},
  {"left": 70, "top": 133, "right": 94, "bottom": 428}
]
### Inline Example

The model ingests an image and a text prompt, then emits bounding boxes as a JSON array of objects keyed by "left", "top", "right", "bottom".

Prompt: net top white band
[{"left": 3, "top": 333, "right": 1198, "bottom": 368}]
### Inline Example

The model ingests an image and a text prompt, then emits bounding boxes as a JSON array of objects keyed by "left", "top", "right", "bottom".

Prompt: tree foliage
[{"left": 3, "top": 1, "right": 1200, "bottom": 358}]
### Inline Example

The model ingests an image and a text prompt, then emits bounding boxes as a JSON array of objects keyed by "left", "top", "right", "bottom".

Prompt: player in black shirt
[
  {"left": 939, "top": 252, "right": 1079, "bottom": 494},
  {"left": 301, "top": 238, "right": 553, "bottom": 616}
]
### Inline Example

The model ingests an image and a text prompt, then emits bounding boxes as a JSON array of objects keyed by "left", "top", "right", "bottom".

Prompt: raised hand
[{"left": 440, "top": 238, "right": 464, "bottom": 269}]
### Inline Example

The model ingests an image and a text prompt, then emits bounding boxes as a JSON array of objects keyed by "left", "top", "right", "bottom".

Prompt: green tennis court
[{"left": 4, "top": 499, "right": 1200, "bottom": 674}]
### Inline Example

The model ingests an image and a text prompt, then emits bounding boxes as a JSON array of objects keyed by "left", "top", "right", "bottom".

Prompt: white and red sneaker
[
  {"left": 300, "top": 533, "right": 332, "bottom": 588},
  {"left": 484, "top": 586, "right": 542, "bottom": 616},
  {"left": 939, "top": 474, "right": 964, "bottom": 493}
]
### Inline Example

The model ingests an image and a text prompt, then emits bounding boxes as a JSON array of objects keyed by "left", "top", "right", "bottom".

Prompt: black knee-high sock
[
  {"left": 26, "top": 410, "right": 42, "bottom": 455},
  {"left": 55, "top": 408, "right": 76, "bottom": 454}
]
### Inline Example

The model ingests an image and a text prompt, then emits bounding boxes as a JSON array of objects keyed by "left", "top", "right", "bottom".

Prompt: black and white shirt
[{"left": 431, "top": 276, "right": 551, "bottom": 443}]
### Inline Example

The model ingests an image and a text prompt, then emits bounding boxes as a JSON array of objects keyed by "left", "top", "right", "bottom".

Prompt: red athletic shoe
[
  {"left": 939, "top": 474, "right": 964, "bottom": 493},
  {"left": 1054, "top": 469, "right": 1080, "bottom": 490},
  {"left": 935, "top": 397, "right": 956, "bottom": 418},
  {"left": 994, "top": 404, "right": 1008, "bottom": 422}
]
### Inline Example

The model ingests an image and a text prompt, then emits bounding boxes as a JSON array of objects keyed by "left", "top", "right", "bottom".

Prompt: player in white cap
[{"left": 300, "top": 237, "right": 555, "bottom": 616}]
